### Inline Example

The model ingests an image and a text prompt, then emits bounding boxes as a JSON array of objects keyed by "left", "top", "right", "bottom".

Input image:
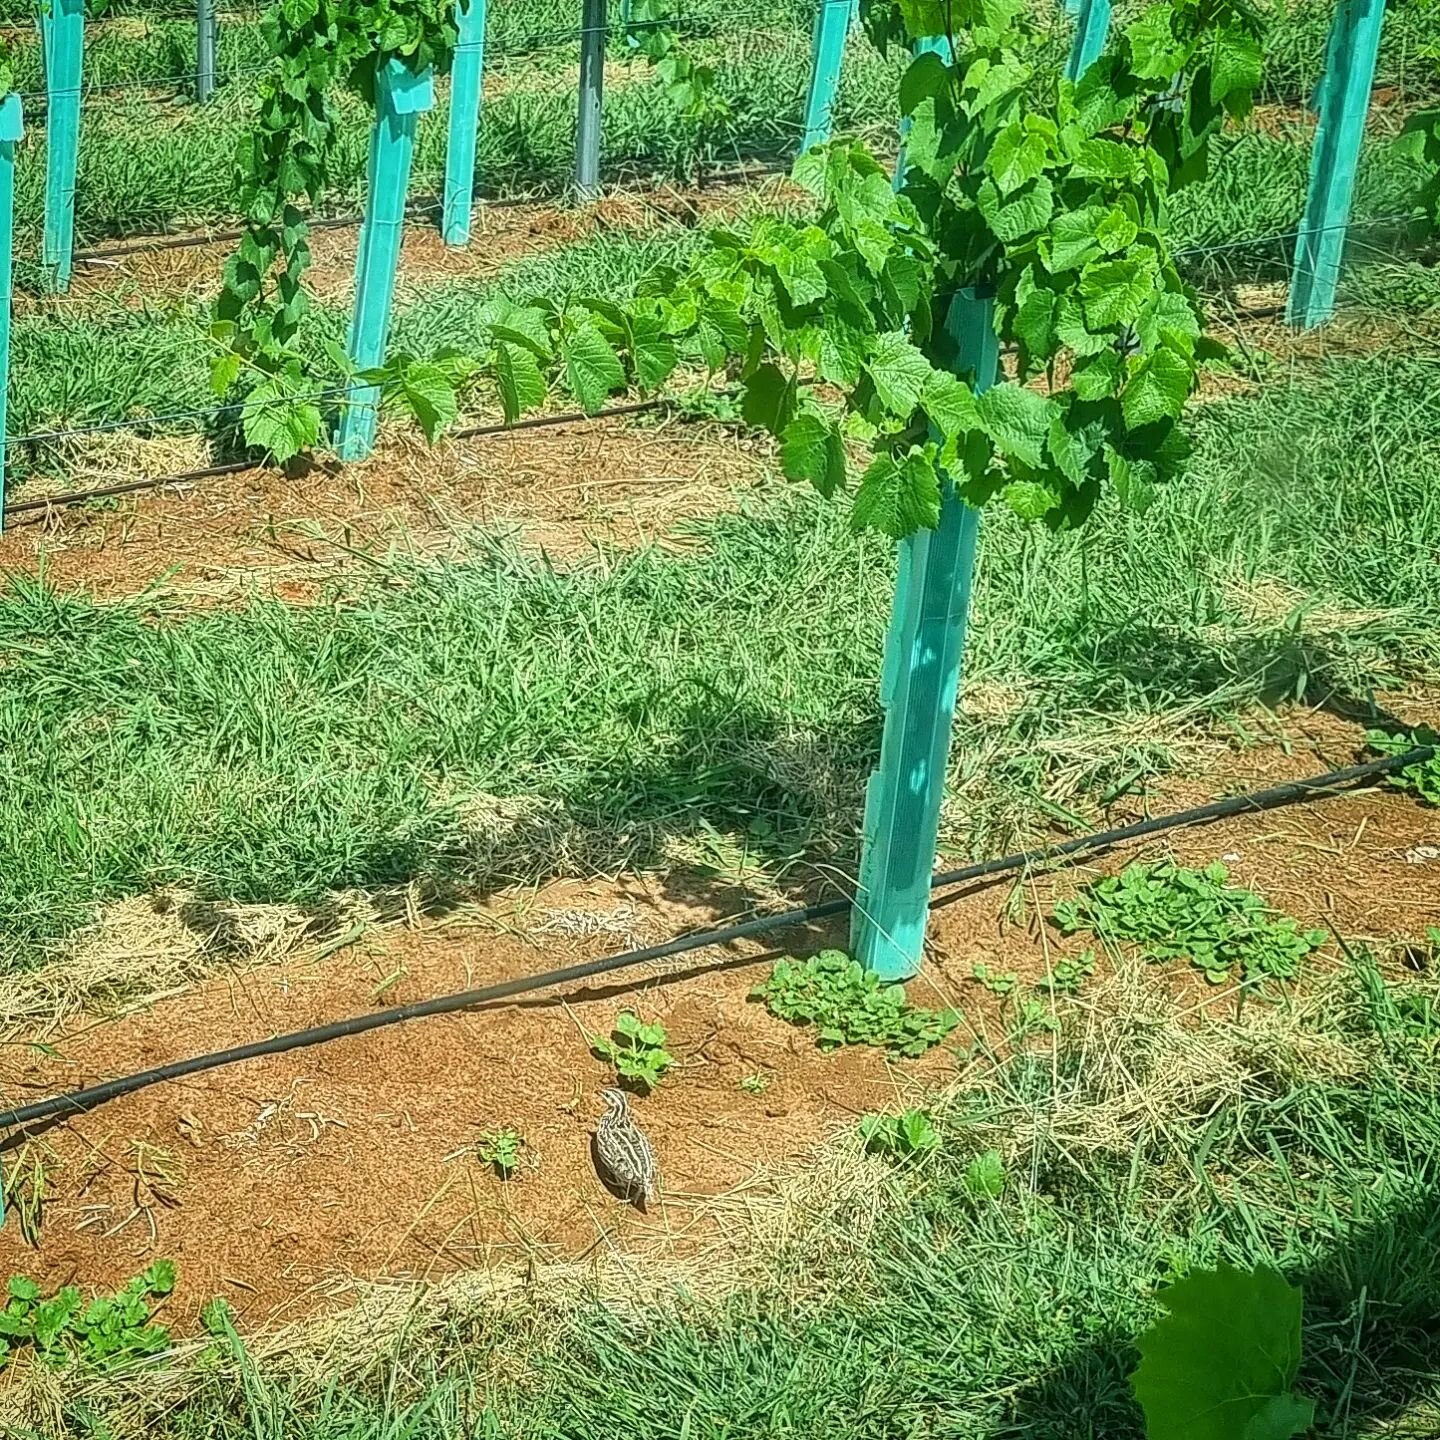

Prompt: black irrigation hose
[{"left": 0, "top": 744, "right": 1432, "bottom": 1134}]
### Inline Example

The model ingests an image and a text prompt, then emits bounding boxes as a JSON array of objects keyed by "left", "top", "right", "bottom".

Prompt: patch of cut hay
[{"left": 0, "top": 887, "right": 380, "bottom": 1035}]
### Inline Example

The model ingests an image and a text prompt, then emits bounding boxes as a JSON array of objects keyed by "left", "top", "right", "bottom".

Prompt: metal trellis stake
[
  {"left": 1287, "top": 0, "right": 1388, "bottom": 329},
  {"left": 574, "top": 0, "right": 606, "bottom": 202},
  {"left": 442, "top": 0, "right": 487, "bottom": 245},
  {"left": 336, "top": 60, "right": 435, "bottom": 462},
  {"left": 41, "top": 0, "right": 85, "bottom": 293},
  {"left": 1064, "top": 0, "right": 1112, "bottom": 82},
  {"left": 853, "top": 35, "right": 998, "bottom": 982},
  {"left": 800, "top": 0, "right": 852, "bottom": 153},
  {"left": 0, "top": 94, "right": 22, "bottom": 539},
  {"left": 196, "top": 0, "right": 217, "bottom": 102}
]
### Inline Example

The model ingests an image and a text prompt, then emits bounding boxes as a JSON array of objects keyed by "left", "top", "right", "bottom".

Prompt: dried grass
[{"left": 0, "top": 887, "right": 382, "bottom": 1036}]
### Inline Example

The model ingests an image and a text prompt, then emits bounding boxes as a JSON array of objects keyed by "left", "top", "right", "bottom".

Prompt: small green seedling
[
  {"left": 971, "top": 962, "right": 1017, "bottom": 996},
  {"left": 964, "top": 1150, "right": 1005, "bottom": 1198},
  {"left": 1054, "top": 859, "right": 1326, "bottom": 985},
  {"left": 859, "top": 1109, "right": 940, "bottom": 1160},
  {"left": 1010, "top": 996, "right": 1060, "bottom": 1039},
  {"left": 476, "top": 1127, "right": 525, "bottom": 1178},
  {"left": 1039, "top": 949, "right": 1096, "bottom": 994},
  {"left": 1369, "top": 726, "right": 1440, "bottom": 805},
  {"left": 590, "top": 1011, "right": 673, "bottom": 1093},
  {"left": 0, "top": 1262, "right": 176, "bottom": 1371},
  {"left": 739, "top": 1073, "right": 771, "bottom": 1095},
  {"left": 751, "top": 950, "right": 958, "bottom": 1057}
]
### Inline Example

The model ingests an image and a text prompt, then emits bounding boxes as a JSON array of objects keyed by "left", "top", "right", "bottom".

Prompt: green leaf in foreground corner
[
  {"left": 780, "top": 410, "right": 847, "bottom": 497},
  {"left": 1131, "top": 1265, "right": 1314, "bottom": 1440}
]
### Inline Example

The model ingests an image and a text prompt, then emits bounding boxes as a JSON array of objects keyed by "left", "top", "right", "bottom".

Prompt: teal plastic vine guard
[
  {"left": 800, "top": 0, "right": 853, "bottom": 152},
  {"left": 41, "top": 0, "right": 85, "bottom": 293},
  {"left": 850, "top": 290, "right": 997, "bottom": 981},
  {"left": 442, "top": 0, "right": 487, "bottom": 246},
  {"left": 1064, "top": 0, "right": 1112, "bottom": 82},
  {"left": 1287, "top": 0, "right": 1388, "bottom": 329},
  {"left": 0, "top": 94, "right": 20, "bottom": 539},
  {"left": 336, "top": 61, "right": 435, "bottom": 462}
]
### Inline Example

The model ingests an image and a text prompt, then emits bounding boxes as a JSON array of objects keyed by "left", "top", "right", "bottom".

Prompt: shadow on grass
[{"left": 991, "top": 1184, "right": 1440, "bottom": 1439}]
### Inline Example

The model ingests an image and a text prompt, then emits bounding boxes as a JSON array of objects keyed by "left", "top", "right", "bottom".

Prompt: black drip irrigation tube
[{"left": 0, "top": 744, "right": 1431, "bottom": 1135}]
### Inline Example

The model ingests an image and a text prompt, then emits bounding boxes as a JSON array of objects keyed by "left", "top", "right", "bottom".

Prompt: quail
[{"left": 592, "top": 1087, "right": 660, "bottom": 1209}]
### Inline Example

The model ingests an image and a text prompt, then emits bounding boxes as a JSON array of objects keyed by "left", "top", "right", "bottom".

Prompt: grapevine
[
  {"left": 622, "top": 0, "right": 732, "bottom": 145},
  {"left": 222, "top": 0, "right": 1269, "bottom": 539},
  {"left": 210, "top": 0, "right": 460, "bottom": 461}
]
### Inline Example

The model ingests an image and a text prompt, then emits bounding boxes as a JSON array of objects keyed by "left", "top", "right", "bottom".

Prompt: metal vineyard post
[
  {"left": 196, "top": 0, "right": 217, "bottom": 102},
  {"left": 0, "top": 92, "right": 21, "bottom": 534},
  {"left": 800, "top": 0, "right": 853, "bottom": 152},
  {"left": 574, "top": 0, "right": 607, "bottom": 201}
]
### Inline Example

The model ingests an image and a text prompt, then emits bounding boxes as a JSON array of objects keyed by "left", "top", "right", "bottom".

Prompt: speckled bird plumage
[{"left": 594, "top": 1087, "right": 660, "bottom": 1208}]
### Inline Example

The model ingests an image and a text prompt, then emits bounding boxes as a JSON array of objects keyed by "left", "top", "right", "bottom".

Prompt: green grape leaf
[
  {"left": 852, "top": 449, "right": 942, "bottom": 537},
  {"left": 976, "top": 384, "right": 1054, "bottom": 468},
  {"left": 1072, "top": 349, "right": 1123, "bottom": 399},
  {"left": 562, "top": 320, "right": 627, "bottom": 412},
  {"left": 1095, "top": 207, "right": 1139, "bottom": 254},
  {"left": 921, "top": 371, "right": 979, "bottom": 440},
  {"left": 396, "top": 362, "right": 459, "bottom": 442},
  {"left": 628, "top": 313, "right": 679, "bottom": 391},
  {"left": 1014, "top": 285, "right": 1057, "bottom": 360},
  {"left": 978, "top": 173, "right": 1054, "bottom": 242},
  {"left": 1122, "top": 346, "right": 1192, "bottom": 427},
  {"left": 244, "top": 381, "right": 321, "bottom": 464},
  {"left": 899, "top": 49, "right": 950, "bottom": 115},
  {"left": 1131, "top": 1266, "right": 1314, "bottom": 1440},
  {"left": 986, "top": 120, "right": 1048, "bottom": 194},
  {"left": 1043, "top": 206, "right": 1107, "bottom": 272},
  {"left": 1210, "top": 28, "right": 1262, "bottom": 106},
  {"left": 866, "top": 331, "right": 934, "bottom": 417},
  {"left": 1055, "top": 294, "right": 1111, "bottom": 356},
  {"left": 490, "top": 305, "right": 554, "bottom": 359},
  {"left": 210, "top": 351, "right": 243, "bottom": 397},
  {"left": 741, "top": 362, "right": 798, "bottom": 434},
  {"left": 1072, "top": 137, "right": 1142, "bottom": 182},
  {"left": 780, "top": 409, "right": 848, "bottom": 497},
  {"left": 695, "top": 300, "right": 748, "bottom": 372},
  {"left": 494, "top": 339, "right": 547, "bottom": 422},
  {"left": 1002, "top": 478, "right": 1062, "bottom": 520},
  {"left": 1081, "top": 256, "right": 1158, "bottom": 328},
  {"left": 1047, "top": 413, "right": 1090, "bottom": 486},
  {"left": 1124, "top": 7, "right": 1186, "bottom": 79}
]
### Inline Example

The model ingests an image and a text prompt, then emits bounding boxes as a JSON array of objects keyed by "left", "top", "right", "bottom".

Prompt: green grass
[
  {"left": 32, "top": 950, "right": 1440, "bottom": 1438},
  {"left": 9, "top": 18, "right": 893, "bottom": 245},
  {"left": 1, "top": 353, "right": 1438, "bottom": 965}
]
